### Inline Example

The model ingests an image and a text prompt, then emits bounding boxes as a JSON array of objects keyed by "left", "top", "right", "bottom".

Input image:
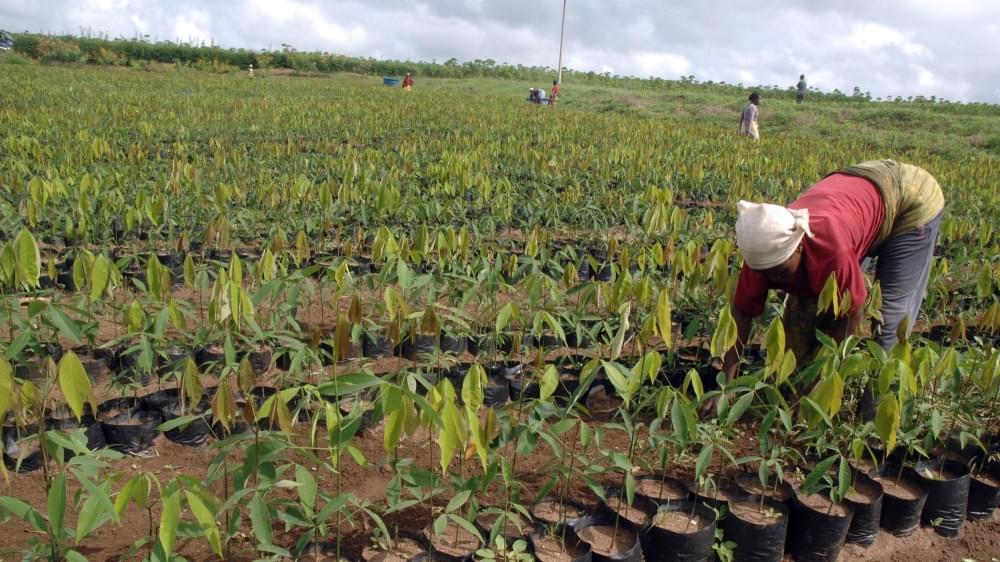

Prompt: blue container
[{"left": 383, "top": 77, "right": 400, "bottom": 87}]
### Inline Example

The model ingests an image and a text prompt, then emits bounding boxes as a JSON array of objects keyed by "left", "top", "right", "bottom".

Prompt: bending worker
[{"left": 706, "top": 159, "right": 944, "bottom": 411}]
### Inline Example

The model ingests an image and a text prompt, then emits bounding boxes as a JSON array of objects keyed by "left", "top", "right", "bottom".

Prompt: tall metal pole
[{"left": 557, "top": 0, "right": 567, "bottom": 84}]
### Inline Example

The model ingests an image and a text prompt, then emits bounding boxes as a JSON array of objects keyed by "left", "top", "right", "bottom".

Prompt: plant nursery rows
[{"left": 1, "top": 64, "right": 1000, "bottom": 562}]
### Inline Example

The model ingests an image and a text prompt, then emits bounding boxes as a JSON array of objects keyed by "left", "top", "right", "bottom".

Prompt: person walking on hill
[
  {"left": 796, "top": 75, "right": 807, "bottom": 103},
  {"left": 549, "top": 80, "right": 561, "bottom": 106},
  {"left": 702, "top": 160, "right": 944, "bottom": 414},
  {"left": 402, "top": 72, "right": 414, "bottom": 91},
  {"left": 739, "top": 92, "right": 761, "bottom": 140}
]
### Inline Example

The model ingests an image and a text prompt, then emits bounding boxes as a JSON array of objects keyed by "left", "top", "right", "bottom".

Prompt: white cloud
[
  {"left": 847, "top": 22, "right": 929, "bottom": 57},
  {"left": 632, "top": 51, "right": 691, "bottom": 78},
  {"left": 172, "top": 9, "right": 212, "bottom": 45}
]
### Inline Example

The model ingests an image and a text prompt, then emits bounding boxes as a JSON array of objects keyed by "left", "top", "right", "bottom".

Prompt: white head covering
[{"left": 735, "top": 200, "right": 814, "bottom": 270}]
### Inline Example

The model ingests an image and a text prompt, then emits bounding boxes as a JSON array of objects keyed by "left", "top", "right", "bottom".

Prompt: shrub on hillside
[{"left": 36, "top": 37, "right": 83, "bottom": 63}]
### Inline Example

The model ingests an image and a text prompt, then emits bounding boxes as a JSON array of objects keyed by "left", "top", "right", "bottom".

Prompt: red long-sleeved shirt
[{"left": 732, "top": 173, "right": 885, "bottom": 317}]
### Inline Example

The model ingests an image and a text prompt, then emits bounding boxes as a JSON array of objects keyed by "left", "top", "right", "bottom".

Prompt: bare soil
[
  {"left": 476, "top": 510, "right": 533, "bottom": 538},
  {"left": 845, "top": 479, "right": 882, "bottom": 504},
  {"left": 918, "top": 467, "right": 960, "bottom": 481},
  {"left": 652, "top": 510, "right": 709, "bottom": 533},
  {"left": 533, "top": 500, "right": 586, "bottom": 525},
  {"left": 635, "top": 478, "right": 687, "bottom": 502},
  {"left": 972, "top": 471, "right": 1000, "bottom": 487},
  {"left": 739, "top": 478, "right": 792, "bottom": 502},
  {"left": 875, "top": 475, "right": 924, "bottom": 501},
  {"left": 576, "top": 525, "right": 636, "bottom": 557},
  {"left": 840, "top": 511, "right": 1000, "bottom": 561},
  {"left": 426, "top": 521, "right": 481, "bottom": 558},
  {"left": 605, "top": 496, "right": 652, "bottom": 527},
  {"left": 532, "top": 533, "right": 585, "bottom": 562},
  {"left": 729, "top": 501, "right": 784, "bottom": 525},
  {"left": 361, "top": 537, "right": 425, "bottom": 562},
  {"left": 795, "top": 492, "right": 851, "bottom": 517}
]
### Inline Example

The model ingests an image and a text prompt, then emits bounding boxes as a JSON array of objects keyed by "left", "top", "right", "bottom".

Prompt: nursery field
[{"left": 2, "top": 63, "right": 1000, "bottom": 562}]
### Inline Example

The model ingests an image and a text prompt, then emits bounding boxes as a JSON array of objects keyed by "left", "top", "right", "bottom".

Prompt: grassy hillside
[{"left": 422, "top": 75, "right": 1000, "bottom": 160}]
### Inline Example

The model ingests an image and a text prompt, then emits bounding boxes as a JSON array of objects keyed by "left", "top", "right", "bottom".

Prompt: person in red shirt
[
  {"left": 549, "top": 80, "right": 560, "bottom": 106},
  {"left": 703, "top": 160, "right": 944, "bottom": 414},
  {"left": 402, "top": 72, "right": 414, "bottom": 91}
]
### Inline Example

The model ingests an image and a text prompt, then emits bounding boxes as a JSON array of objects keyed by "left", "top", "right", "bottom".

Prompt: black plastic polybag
[
  {"left": 643, "top": 501, "right": 716, "bottom": 562},
  {"left": 142, "top": 388, "right": 212, "bottom": 446},
  {"left": 720, "top": 496, "right": 788, "bottom": 562},
  {"left": 786, "top": 490, "right": 854, "bottom": 562},
  {"left": 966, "top": 462, "right": 1000, "bottom": 520},
  {"left": 916, "top": 459, "right": 971, "bottom": 537},
  {"left": 843, "top": 471, "right": 883, "bottom": 547},
  {"left": 877, "top": 464, "right": 928, "bottom": 536}
]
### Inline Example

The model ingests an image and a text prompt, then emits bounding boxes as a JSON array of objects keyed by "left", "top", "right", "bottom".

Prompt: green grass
[{"left": 421, "top": 74, "right": 1000, "bottom": 160}]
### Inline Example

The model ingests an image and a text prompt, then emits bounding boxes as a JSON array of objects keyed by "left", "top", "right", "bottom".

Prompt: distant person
[
  {"left": 402, "top": 72, "right": 414, "bottom": 91},
  {"left": 796, "top": 75, "right": 807, "bottom": 103},
  {"left": 248, "top": 63, "right": 254, "bottom": 79},
  {"left": 739, "top": 92, "right": 760, "bottom": 140},
  {"left": 549, "top": 80, "right": 561, "bottom": 106}
]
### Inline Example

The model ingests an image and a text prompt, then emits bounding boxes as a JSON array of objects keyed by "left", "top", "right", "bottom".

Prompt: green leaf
[
  {"left": 930, "top": 409, "right": 943, "bottom": 439},
  {"left": 115, "top": 476, "right": 139, "bottom": 517},
  {"left": 72, "top": 254, "right": 88, "bottom": 293},
  {"left": 0, "top": 497, "right": 47, "bottom": 532},
  {"left": 685, "top": 368, "right": 704, "bottom": 400},
  {"left": 710, "top": 304, "right": 737, "bottom": 360},
  {"left": 817, "top": 274, "right": 840, "bottom": 317},
  {"left": 75, "top": 487, "right": 109, "bottom": 543},
  {"left": 14, "top": 228, "right": 41, "bottom": 289},
  {"left": 875, "top": 395, "right": 901, "bottom": 453},
  {"left": 183, "top": 254, "right": 196, "bottom": 288},
  {"left": 433, "top": 513, "right": 448, "bottom": 537},
  {"left": 539, "top": 364, "right": 558, "bottom": 402},
  {"left": 671, "top": 397, "right": 690, "bottom": 447},
  {"left": 296, "top": 465, "right": 317, "bottom": 517},
  {"left": 809, "top": 372, "right": 844, "bottom": 421},
  {"left": 71, "top": 470, "right": 117, "bottom": 526},
  {"left": 446, "top": 490, "right": 471, "bottom": 513},
  {"left": 837, "top": 456, "right": 851, "bottom": 501},
  {"left": 47, "top": 305, "right": 82, "bottom": 345},
  {"left": 58, "top": 351, "right": 96, "bottom": 422},
  {"left": 763, "top": 317, "right": 786, "bottom": 367},
  {"left": 250, "top": 492, "right": 273, "bottom": 548},
  {"left": 656, "top": 290, "right": 672, "bottom": 347},
  {"left": 0, "top": 357, "right": 12, "bottom": 430},
  {"left": 185, "top": 490, "right": 223, "bottom": 557},
  {"left": 610, "top": 303, "right": 631, "bottom": 360},
  {"left": 802, "top": 455, "right": 837, "bottom": 495},
  {"left": 64, "top": 551, "right": 88, "bottom": 562},
  {"left": 48, "top": 472, "right": 68, "bottom": 541},
  {"left": 495, "top": 302, "right": 516, "bottom": 334},
  {"left": 695, "top": 444, "right": 714, "bottom": 480},
  {"left": 625, "top": 471, "right": 636, "bottom": 506},
  {"left": 160, "top": 491, "right": 181, "bottom": 557},
  {"left": 89, "top": 255, "right": 112, "bottom": 302},
  {"left": 461, "top": 365, "right": 486, "bottom": 413},
  {"left": 725, "top": 391, "right": 754, "bottom": 425}
]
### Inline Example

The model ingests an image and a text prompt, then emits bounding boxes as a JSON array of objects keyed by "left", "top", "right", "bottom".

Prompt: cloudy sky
[{"left": 3, "top": 0, "right": 999, "bottom": 102}]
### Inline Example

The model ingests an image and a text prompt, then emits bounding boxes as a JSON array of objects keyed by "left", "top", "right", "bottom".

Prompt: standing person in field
[
  {"left": 796, "top": 74, "right": 807, "bottom": 103},
  {"left": 549, "top": 79, "right": 561, "bottom": 106},
  {"left": 248, "top": 63, "right": 254, "bottom": 79},
  {"left": 402, "top": 72, "right": 414, "bottom": 91},
  {"left": 739, "top": 92, "right": 760, "bottom": 140},
  {"left": 702, "top": 160, "right": 944, "bottom": 413}
]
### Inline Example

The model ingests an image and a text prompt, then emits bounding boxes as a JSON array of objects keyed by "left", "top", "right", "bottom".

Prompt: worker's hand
[{"left": 698, "top": 394, "right": 721, "bottom": 418}]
